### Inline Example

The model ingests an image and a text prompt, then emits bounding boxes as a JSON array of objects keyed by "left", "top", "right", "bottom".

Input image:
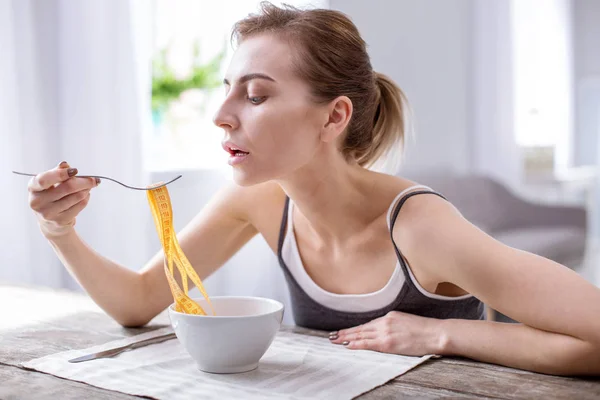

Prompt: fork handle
[{"left": 12, "top": 171, "right": 182, "bottom": 191}]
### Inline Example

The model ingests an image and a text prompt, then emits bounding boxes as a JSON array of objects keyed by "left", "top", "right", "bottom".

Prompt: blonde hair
[{"left": 233, "top": 2, "right": 409, "bottom": 170}]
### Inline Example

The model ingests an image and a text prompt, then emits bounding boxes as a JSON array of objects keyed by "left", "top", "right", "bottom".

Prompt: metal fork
[{"left": 12, "top": 171, "right": 182, "bottom": 191}]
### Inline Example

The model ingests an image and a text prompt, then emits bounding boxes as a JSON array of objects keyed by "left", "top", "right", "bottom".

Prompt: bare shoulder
[
  {"left": 393, "top": 185, "right": 460, "bottom": 227},
  {"left": 390, "top": 179, "right": 473, "bottom": 285},
  {"left": 390, "top": 180, "right": 463, "bottom": 245},
  {"left": 368, "top": 171, "right": 448, "bottom": 218}
]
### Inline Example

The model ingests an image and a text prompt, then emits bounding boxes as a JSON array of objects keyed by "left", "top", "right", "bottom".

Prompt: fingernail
[
  {"left": 342, "top": 341, "right": 349, "bottom": 346},
  {"left": 67, "top": 168, "right": 78, "bottom": 177},
  {"left": 329, "top": 335, "right": 338, "bottom": 340},
  {"left": 329, "top": 331, "right": 338, "bottom": 336},
  {"left": 95, "top": 177, "right": 101, "bottom": 185},
  {"left": 59, "top": 161, "right": 68, "bottom": 168}
]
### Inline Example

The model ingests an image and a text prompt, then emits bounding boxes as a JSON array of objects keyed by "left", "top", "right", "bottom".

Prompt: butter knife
[{"left": 68, "top": 332, "right": 177, "bottom": 363}]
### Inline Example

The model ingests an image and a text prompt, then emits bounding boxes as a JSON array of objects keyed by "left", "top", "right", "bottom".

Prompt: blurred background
[{"left": 1, "top": 0, "right": 599, "bottom": 324}]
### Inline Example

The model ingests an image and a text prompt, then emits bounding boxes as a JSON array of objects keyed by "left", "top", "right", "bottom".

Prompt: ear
[{"left": 320, "top": 96, "right": 353, "bottom": 143}]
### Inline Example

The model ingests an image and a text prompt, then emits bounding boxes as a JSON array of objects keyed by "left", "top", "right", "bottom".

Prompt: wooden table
[{"left": 1, "top": 284, "right": 598, "bottom": 399}]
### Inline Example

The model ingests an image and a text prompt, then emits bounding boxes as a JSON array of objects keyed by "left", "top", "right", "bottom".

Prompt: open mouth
[
  {"left": 222, "top": 142, "right": 250, "bottom": 165},
  {"left": 228, "top": 148, "right": 250, "bottom": 157},
  {"left": 223, "top": 142, "right": 250, "bottom": 157}
]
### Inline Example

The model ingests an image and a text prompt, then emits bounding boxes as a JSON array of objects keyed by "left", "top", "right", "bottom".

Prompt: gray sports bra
[{"left": 277, "top": 189, "right": 485, "bottom": 331}]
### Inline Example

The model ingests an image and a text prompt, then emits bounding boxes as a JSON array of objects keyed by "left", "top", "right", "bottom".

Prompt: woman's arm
[
  {"left": 333, "top": 194, "right": 600, "bottom": 376},
  {"left": 47, "top": 182, "right": 260, "bottom": 327},
  {"left": 399, "top": 195, "right": 600, "bottom": 375},
  {"left": 440, "top": 317, "right": 600, "bottom": 376}
]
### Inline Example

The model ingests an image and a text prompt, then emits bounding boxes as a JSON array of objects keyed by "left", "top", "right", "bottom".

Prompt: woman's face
[{"left": 213, "top": 34, "right": 328, "bottom": 186}]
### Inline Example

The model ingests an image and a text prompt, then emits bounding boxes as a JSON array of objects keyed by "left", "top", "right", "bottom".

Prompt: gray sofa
[{"left": 404, "top": 173, "right": 588, "bottom": 321}]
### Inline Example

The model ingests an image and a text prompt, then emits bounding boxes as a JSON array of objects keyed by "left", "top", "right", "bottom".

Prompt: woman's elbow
[
  {"left": 112, "top": 305, "right": 156, "bottom": 328},
  {"left": 117, "top": 317, "right": 151, "bottom": 328}
]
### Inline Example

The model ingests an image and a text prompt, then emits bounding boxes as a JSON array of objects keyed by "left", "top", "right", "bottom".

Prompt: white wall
[
  {"left": 329, "top": 0, "right": 521, "bottom": 185},
  {"left": 330, "top": 0, "right": 472, "bottom": 176},
  {"left": 573, "top": 0, "right": 600, "bottom": 78},
  {"left": 472, "top": 0, "right": 520, "bottom": 185},
  {"left": 573, "top": 0, "right": 600, "bottom": 167}
]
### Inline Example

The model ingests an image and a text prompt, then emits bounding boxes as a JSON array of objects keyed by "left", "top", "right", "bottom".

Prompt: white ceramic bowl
[{"left": 168, "top": 296, "right": 284, "bottom": 374}]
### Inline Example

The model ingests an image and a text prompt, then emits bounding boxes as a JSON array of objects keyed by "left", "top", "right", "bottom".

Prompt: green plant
[{"left": 151, "top": 40, "right": 226, "bottom": 113}]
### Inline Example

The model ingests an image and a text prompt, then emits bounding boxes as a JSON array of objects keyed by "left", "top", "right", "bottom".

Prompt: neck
[{"left": 275, "top": 151, "right": 383, "bottom": 245}]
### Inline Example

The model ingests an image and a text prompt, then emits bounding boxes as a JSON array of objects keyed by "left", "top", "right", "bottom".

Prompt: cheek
[{"left": 248, "top": 104, "right": 321, "bottom": 159}]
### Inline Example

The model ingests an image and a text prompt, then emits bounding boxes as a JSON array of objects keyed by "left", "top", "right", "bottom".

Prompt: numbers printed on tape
[{"left": 147, "top": 186, "right": 214, "bottom": 315}]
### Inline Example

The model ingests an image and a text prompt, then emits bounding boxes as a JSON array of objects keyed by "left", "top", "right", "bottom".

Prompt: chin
[
  {"left": 231, "top": 162, "right": 290, "bottom": 187},
  {"left": 231, "top": 169, "right": 269, "bottom": 187}
]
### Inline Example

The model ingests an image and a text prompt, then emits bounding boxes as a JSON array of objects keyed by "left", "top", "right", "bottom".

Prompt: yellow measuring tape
[{"left": 147, "top": 185, "right": 214, "bottom": 315}]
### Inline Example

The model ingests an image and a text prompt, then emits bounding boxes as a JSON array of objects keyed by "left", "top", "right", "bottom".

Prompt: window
[
  {"left": 512, "top": 0, "right": 573, "bottom": 172},
  {"left": 145, "top": 0, "right": 328, "bottom": 172}
]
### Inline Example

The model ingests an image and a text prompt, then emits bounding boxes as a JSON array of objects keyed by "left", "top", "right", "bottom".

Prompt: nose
[{"left": 212, "top": 97, "right": 239, "bottom": 130}]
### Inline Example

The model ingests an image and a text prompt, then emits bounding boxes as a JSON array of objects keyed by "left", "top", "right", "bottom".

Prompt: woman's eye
[{"left": 247, "top": 96, "right": 266, "bottom": 105}]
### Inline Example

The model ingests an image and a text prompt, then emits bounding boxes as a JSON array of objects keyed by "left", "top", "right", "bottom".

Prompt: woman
[{"left": 27, "top": 2, "right": 600, "bottom": 376}]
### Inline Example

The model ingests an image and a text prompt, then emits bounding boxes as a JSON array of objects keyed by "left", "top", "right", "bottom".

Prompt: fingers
[
  {"left": 329, "top": 327, "right": 375, "bottom": 345},
  {"left": 331, "top": 331, "right": 376, "bottom": 344},
  {"left": 54, "top": 191, "right": 92, "bottom": 224},
  {"left": 45, "top": 175, "right": 98, "bottom": 203},
  {"left": 329, "top": 327, "right": 388, "bottom": 352},
  {"left": 29, "top": 163, "right": 99, "bottom": 212},
  {"left": 28, "top": 162, "right": 78, "bottom": 192},
  {"left": 344, "top": 339, "right": 382, "bottom": 352},
  {"left": 27, "top": 161, "right": 99, "bottom": 238},
  {"left": 333, "top": 322, "right": 377, "bottom": 337},
  {"left": 329, "top": 313, "right": 408, "bottom": 354},
  {"left": 37, "top": 189, "right": 91, "bottom": 221},
  {"left": 329, "top": 328, "right": 383, "bottom": 351}
]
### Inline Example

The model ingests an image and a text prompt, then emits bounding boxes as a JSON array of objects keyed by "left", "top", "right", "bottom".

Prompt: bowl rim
[{"left": 168, "top": 295, "right": 284, "bottom": 319}]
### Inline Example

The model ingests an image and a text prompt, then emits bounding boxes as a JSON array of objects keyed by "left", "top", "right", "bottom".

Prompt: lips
[{"left": 222, "top": 141, "right": 250, "bottom": 156}]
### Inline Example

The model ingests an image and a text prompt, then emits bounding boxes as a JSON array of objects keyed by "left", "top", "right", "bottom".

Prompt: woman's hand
[
  {"left": 28, "top": 161, "right": 100, "bottom": 239},
  {"left": 329, "top": 311, "right": 446, "bottom": 356}
]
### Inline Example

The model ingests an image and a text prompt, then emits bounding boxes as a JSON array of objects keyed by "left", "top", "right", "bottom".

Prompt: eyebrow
[{"left": 223, "top": 73, "right": 276, "bottom": 86}]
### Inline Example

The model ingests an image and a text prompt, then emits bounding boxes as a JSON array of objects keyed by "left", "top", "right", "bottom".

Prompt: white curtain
[
  {"left": 0, "top": 0, "right": 58, "bottom": 286},
  {"left": 0, "top": 0, "right": 150, "bottom": 289}
]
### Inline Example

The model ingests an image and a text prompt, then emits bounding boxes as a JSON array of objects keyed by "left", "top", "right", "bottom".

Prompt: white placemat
[{"left": 22, "top": 327, "right": 433, "bottom": 399}]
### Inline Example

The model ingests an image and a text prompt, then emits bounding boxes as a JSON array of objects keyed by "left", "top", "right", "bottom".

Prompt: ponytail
[{"left": 353, "top": 72, "right": 408, "bottom": 169}]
